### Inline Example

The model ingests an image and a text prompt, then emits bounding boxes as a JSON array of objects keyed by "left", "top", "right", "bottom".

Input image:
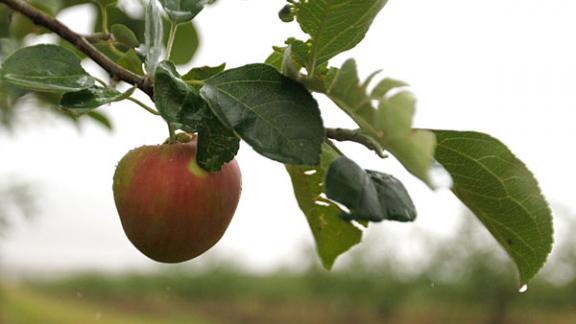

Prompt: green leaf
[
  {"left": 165, "top": 21, "right": 199, "bottom": 65},
  {"left": 195, "top": 115, "right": 240, "bottom": 172},
  {"left": 0, "top": 44, "right": 94, "bottom": 92},
  {"left": 325, "top": 59, "right": 436, "bottom": 186},
  {"left": 433, "top": 130, "right": 553, "bottom": 284},
  {"left": 286, "top": 144, "right": 363, "bottom": 269},
  {"left": 0, "top": 7, "right": 11, "bottom": 38},
  {"left": 154, "top": 61, "right": 239, "bottom": 171},
  {"left": 111, "top": 24, "right": 141, "bottom": 48},
  {"left": 264, "top": 47, "right": 284, "bottom": 71},
  {"left": 159, "top": 0, "right": 206, "bottom": 23},
  {"left": 154, "top": 61, "right": 202, "bottom": 126},
  {"left": 182, "top": 63, "right": 226, "bottom": 82},
  {"left": 294, "top": 0, "right": 389, "bottom": 74},
  {"left": 94, "top": 43, "right": 144, "bottom": 76},
  {"left": 85, "top": 111, "right": 113, "bottom": 130},
  {"left": 60, "top": 87, "right": 133, "bottom": 112},
  {"left": 200, "top": 64, "right": 324, "bottom": 166},
  {"left": 325, "top": 156, "right": 416, "bottom": 222}
]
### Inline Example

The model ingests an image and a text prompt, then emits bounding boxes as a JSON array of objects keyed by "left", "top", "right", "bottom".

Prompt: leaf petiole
[
  {"left": 165, "top": 22, "right": 179, "bottom": 60},
  {"left": 126, "top": 96, "right": 160, "bottom": 116}
]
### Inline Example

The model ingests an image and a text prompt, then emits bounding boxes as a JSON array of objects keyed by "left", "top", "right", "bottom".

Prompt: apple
[{"left": 112, "top": 136, "right": 241, "bottom": 263}]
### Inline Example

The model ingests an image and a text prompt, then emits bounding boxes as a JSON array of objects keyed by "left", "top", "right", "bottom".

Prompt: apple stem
[{"left": 167, "top": 123, "right": 176, "bottom": 144}]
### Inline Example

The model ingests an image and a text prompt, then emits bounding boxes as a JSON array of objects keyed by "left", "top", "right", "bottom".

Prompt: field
[{"left": 2, "top": 268, "right": 576, "bottom": 324}]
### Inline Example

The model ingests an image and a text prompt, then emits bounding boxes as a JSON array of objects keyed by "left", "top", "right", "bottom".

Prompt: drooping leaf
[
  {"left": 60, "top": 87, "right": 134, "bottom": 112},
  {"left": 325, "top": 59, "right": 436, "bottom": 186},
  {"left": 85, "top": 111, "right": 113, "bottom": 130},
  {"left": 200, "top": 63, "right": 324, "bottom": 166},
  {"left": 0, "top": 44, "right": 94, "bottom": 92},
  {"left": 154, "top": 61, "right": 239, "bottom": 171},
  {"left": 434, "top": 130, "right": 553, "bottom": 285},
  {"left": 293, "top": 0, "right": 389, "bottom": 74},
  {"left": 325, "top": 156, "right": 416, "bottom": 222},
  {"left": 159, "top": 0, "right": 207, "bottom": 23},
  {"left": 286, "top": 144, "right": 363, "bottom": 269},
  {"left": 195, "top": 114, "right": 240, "bottom": 172}
]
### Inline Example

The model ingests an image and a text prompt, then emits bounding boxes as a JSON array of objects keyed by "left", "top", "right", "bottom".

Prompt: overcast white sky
[{"left": 1, "top": 0, "right": 575, "bottom": 275}]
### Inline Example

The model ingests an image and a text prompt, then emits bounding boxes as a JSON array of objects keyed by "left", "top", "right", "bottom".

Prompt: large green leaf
[
  {"left": 60, "top": 87, "right": 133, "bottom": 112},
  {"left": 325, "top": 59, "right": 436, "bottom": 186},
  {"left": 154, "top": 61, "right": 239, "bottom": 171},
  {"left": 159, "top": 0, "right": 206, "bottom": 23},
  {"left": 293, "top": 0, "right": 388, "bottom": 74},
  {"left": 325, "top": 156, "right": 416, "bottom": 222},
  {"left": 200, "top": 64, "right": 324, "bottom": 166},
  {"left": 434, "top": 130, "right": 553, "bottom": 285},
  {"left": 0, "top": 44, "right": 94, "bottom": 92},
  {"left": 286, "top": 144, "right": 363, "bottom": 269}
]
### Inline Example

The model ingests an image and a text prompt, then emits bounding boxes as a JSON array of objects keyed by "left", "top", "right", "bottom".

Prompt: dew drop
[
  {"left": 428, "top": 162, "right": 453, "bottom": 190},
  {"left": 519, "top": 284, "right": 528, "bottom": 293}
]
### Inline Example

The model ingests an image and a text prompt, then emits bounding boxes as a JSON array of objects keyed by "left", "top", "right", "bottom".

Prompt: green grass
[{"left": 0, "top": 284, "right": 210, "bottom": 324}]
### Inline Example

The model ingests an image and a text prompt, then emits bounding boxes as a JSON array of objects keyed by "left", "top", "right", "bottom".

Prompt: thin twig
[
  {"left": 0, "top": 0, "right": 154, "bottom": 97},
  {"left": 326, "top": 128, "right": 387, "bottom": 158}
]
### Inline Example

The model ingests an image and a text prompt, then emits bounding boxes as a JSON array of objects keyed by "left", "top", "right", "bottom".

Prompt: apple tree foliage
[{"left": 0, "top": 0, "right": 553, "bottom": 285}]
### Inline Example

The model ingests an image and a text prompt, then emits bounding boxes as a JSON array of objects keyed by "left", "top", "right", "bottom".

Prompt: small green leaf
[
  {"left": 60, "top": 86, "right": 133, "bottom": 112},
  {"left": 94, "top": 43, "right": 144, "bottom": 76},
  {"left": 294, "top": 0, "right": 389, "bottom": 74},
  {"left": 200, "top": 64, "right": 324, "bottom": 166},
  {"left": 286, "top": 144, "right": 363, "bottom": 269},
  {"left": 111, "top": 24, "right": 140, "bottom": 48},
  {"left": 182, "top": 63, "right": 226, "bottom": 82},
  {"left": 434, "top": 130, "right": 553, "bottom": 285},
  {"left": 264, "top": 47, "right": 284, "bottom": 71},
  {"left": 85, "top": 111, "right": 113, "bottom": 130},
  {"left": 325, "top": 59, "right": 436, "bottom": 186},
  {"left": 159, "top": 0, "right": 206, "bottom": 23},
  {"left": 0, "top": 44, "right": 94, "bottom": 92},
  {"left": 325, "top": 156, "right": 416, "bottom": 222},
  {"left": 154, "top": 61, "right": 239, "bottom": 171}
]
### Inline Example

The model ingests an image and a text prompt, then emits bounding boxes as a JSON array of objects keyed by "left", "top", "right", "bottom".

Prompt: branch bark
[{"left": 0, "top": 0, "right": 153, "bottom": 97}]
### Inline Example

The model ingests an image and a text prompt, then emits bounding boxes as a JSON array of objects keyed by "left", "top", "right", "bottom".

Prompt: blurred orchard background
[{"left": 2, "top": 0, "right": 576, "bottom": 323}]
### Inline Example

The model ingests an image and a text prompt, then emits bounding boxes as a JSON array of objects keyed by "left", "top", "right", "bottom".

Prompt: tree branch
[
  {"left": 326, "top": 128, "right": 387, "bottom": 158},
  {"left": 0, "top": 0, "right": 153, "bottom": 97}
]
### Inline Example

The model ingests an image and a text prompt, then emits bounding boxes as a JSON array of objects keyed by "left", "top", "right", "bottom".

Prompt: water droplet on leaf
[{"left": 519, "top": 284, "right": 528, "bottom": 293}]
